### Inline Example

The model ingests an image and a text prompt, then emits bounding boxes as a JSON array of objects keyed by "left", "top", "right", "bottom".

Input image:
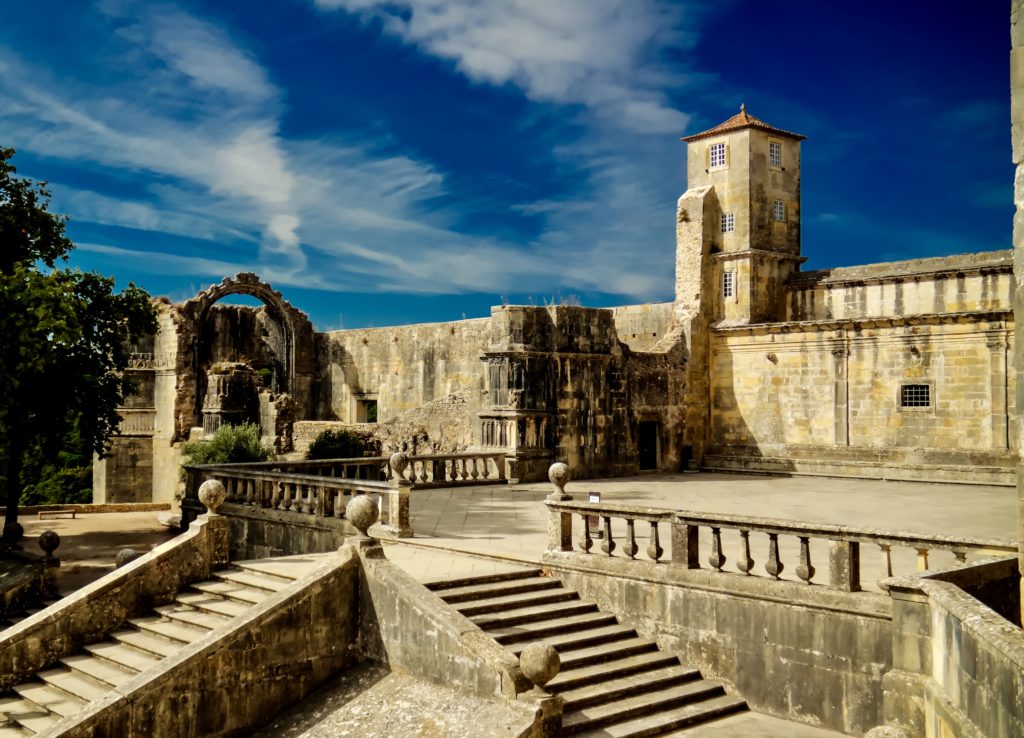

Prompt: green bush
[
  {"left": 307, "top": 428, "right": 366, "bottom": 460},
  {"left": 181, "top": 423, "right": 272, "bottom": 468}
]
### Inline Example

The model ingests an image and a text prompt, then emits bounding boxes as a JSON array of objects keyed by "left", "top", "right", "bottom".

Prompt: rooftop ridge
[{"left": 682, "top": 104, "right": 806, "bottom": 143}]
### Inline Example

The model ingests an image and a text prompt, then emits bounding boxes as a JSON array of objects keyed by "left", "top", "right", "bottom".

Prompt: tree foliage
[
  {"left": 181, "top": 423, "right": 273, "bottom": 467},
  {"left": 306, "top": 428, "right": 367, "bottom": 460},
  {"left": 0, "top": 146, "right": 157, "bottom": 536}
]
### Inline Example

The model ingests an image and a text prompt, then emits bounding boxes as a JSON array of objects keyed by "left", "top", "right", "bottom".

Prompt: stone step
[
  {"left": 0, "top": 722, "right": 29, "bottom": 737},
  {"left": 426, "top": 568, "right": 545, "bottom": 592},
  {"left": 471, "top": 600, "right": 599, "bottom": 629},
  {"left": 507, "top": 624, "right": 638, "bottom": 656},
  {"left": 557, "top": 664, "right": 702, "bottom": 709},
  {"left": 568, "top": 694, "right": 748, "bottom": 737},
  {"left": 83, "top": 641, "right": 163, "bottom": 672},
  {"left": 548, "top": 652, "right": 682, "bottom": 692},
  {"left": 232, "top": 554, "right": 332, "bottom": 583},
  {"left": 489, "top": 611, "right": 621, "bottom": 645},
  {"left": 128, "top": 616, "right": 211, "bottom": 644},
  {"left": 435, "top": 576, "right": 561, "bottom": 604},
  {"left": 562, "top": 680, "right": 728, "bottom": 734},
  {"left": 154, "top": 603, "right": 233, "bottom": 630},
  {"left": 109, "top": 629, "right": 181, "bottom": 658},
  {"left": 36, "top": 667, "right": 110, "bottom": 702},
  {"left": 59, "top": 653, "right": 138, "bottom": 688},
  {"left": 0, "top": 696, "right": 60, "bottom": 734},
  {"left": 11, "top": 681, "right": 87, "bottom": 718},
  {"left": 189, "top": 580, "right": 274, "bottom": 605},
  {"left": 453, "top": 588, "right": 579, "bottom": 617},
  {"left": 174, "top": 592, "right": 252, "bottom": 618},
  {"left": 214, "top": 569, "right": 293, "bottom": 593},
  {"left": 559, "top": 638, "right": 660, "bottom": 670}
]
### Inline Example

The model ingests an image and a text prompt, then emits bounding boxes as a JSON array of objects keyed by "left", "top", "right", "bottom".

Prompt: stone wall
[
  {"left": 610, "top": 302, "right": 673, "bottom": 351},
  {"left": 706, "top": 313, "right": 1016, "bottom": 482},
  {"left": 788, "top": 251, "right": 1013, "bottom": 322},
  {"left": 317, "top": 317, "right": 491, "bottom": 424}
]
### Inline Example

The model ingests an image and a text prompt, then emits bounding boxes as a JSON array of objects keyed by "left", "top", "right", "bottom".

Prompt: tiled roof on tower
[{"left": 681, "top": 104, "right": 806, "bottom": 142}]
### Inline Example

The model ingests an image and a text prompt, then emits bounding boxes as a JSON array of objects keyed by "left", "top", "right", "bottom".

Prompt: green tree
[
  {"left": 0, "top": 146, "right": 156, "bottom": 544},
  {"left": 306, "top": 428, "right": 366, "bottom": 460},
  {"left": 180, "top": 423, "right": 272, "bottom": 468}
]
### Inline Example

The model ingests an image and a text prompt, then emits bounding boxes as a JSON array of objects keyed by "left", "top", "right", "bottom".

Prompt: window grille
[
  {"left": 773, "top": 199, "right": 785, "bottom": 222},
  {"left": 722, "top": 271, "right": 735, "bottom": 299},
  {"left": 769, "top": 141, "right": 782, "bottom": 167},
  {"left": 710, "top": 142, "right": 726, "bottom": 168},
  {"left": 721, "top": 212, "right": 735, "bottom": 233},
  {"left": 900, "top": 384, "right": 931, "bottom": 408}
]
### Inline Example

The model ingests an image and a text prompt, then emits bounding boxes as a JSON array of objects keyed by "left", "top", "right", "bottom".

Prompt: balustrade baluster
[
  {"left": 796, "top": 536, "right": 815, "bottom": 584},
  {"left": 879, "top": 543, "right": 894, "bottom": 579},
  {"left": 315, "top": 485, "right": 326, "bottom": 517},
  {"left": 601, "top": 516, "right": 616, "bottom": 556},
  {"left": 418, "top": 461, "right": 429, "bottom": 484},
  {"left": 953, "top": 549, "right": 967, "bottom": 565},
  {"left": 578, "top": 514, "right": 593, "bottom": 553},
  {"left": 915, "top": 547, "right": 930, "bottom": 571},
  {"left": 245, "top": 480, "right": 255, "bottom": 505},
  {"left": 271, "top": 481, "right": 281, "bottom": 509},
  {"left": 281, "top": 483, "right": 293, "bottom": 511},
  {"left": 646, "top": 522, "right": 664, "bottom": 562},
  {"left": 765, "top": 533, "right": 784, "bottom": 580},
  {"left": 480, "top": 458, "right": 491, "bottom": 480},
  {"left": 496, "top": 454, "right": 507, "bottom": 481},
  {"left": 623, "top": 519, "right": 639, "bottom": 559},
  {"left": 470, "top": 458, "right": 479, "bottom": 480},
  {"left": 736, "top": 530, "right": 754, "bottom": 575},
  {"left": 708, "top": 527, "right": 726, "bottom": 571}
]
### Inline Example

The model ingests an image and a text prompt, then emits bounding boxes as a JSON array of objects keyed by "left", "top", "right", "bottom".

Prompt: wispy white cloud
[{"left": 312, "top": 0, "right": 692, "bottom": 134}]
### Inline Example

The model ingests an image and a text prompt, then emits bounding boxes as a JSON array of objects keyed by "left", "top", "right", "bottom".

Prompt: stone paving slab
[{"left": 667, "top": 710, "right": 845, "bottom": 736}]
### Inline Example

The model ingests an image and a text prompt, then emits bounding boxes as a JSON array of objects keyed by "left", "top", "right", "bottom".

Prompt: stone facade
[{"left": 95, "top": 106, "right": 1015, "bottom": 502}]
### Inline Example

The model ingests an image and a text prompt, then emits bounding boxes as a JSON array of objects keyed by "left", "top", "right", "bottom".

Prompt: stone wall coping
[
  {"left": 711, "top": 248, "right": 806, "bottom": 264},
  {"left": 322, "top": 315, "right": 491, "bottom": 337},
  {"left": 542, "top": 550, "right": 892, "bottom": 620},
  {"left": 50, "top": 547, "right": 358, "bottom": 737},
  {"left": 0, "top": 502, "right": 172, "bottom": 515},
  {"left": 711, "top": 308, "right": 1011, "bottom": 335},
  {"left": 788, "top": 249, "right": 1012, "bottom": 287}
]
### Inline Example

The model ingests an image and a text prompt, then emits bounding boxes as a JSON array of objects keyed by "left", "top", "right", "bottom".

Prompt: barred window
[
  {"left": 769, "top": 141, "right": 782, "bottom": 167},
  {"left": 900, "top": 384, "right": 931, "bottom": 408},
  {"left": 721, "top": 212, "right": 735, "bottom": 233},
  {"left": 709, "top": 142, "right": 726, "bottom": 168},
  {"left": 773, "top": 199, "right": 785, "bottom": 222},
  {"left": 722, "top": 271, "right": 735, "bottom": 299}
]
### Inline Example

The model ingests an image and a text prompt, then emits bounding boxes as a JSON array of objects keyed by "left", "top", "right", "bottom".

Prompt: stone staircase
[
  {"left": 0, "top": 555, "right": 324, "bottom": 737},
  {"left": 428, "top": 569, "right": 746, "bottom": 737}
]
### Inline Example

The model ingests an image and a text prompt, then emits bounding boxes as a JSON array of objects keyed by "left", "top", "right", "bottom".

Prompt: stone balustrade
[
  {"left": 117, "top": 408, "right": 156, "bottom": 435},
  {"left": 545, "top": 500, "right": 1015, "bottom": 593},
  {"left": 223, "top": 457, "right": 390, "bottom": 481},
  {"left": 396, "top": 452, "right": 507, "bottom": 487}
]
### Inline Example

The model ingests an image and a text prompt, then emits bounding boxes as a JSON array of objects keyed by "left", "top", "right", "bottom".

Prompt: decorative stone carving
[
  {"left": 198, "top": 479, "right": 227, "bottom": 515},
  {"left": 519, "top": 642, "right": 560, "bottom": 691},
  {"left": 548, "top": 462, "right": 569, "bottom": 498},
  {"left": 390, "top": 451, "right": 410, "bottom": 477},
  {"left": 345, "top": 495, "right": 379, "bottom": 537},
  {"left": 865, "top": 726, "right": 910, "bottom": 738},
  {"left": 115, "top": 548, "right": 142, "bottom": 568},
  {"left": 38, "top": 530, "right": 60, "bottom": 561}
]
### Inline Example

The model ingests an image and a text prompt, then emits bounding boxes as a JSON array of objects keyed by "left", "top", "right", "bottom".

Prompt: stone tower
[{"left": 677, "top": 105, "right": 806, "bottom": 324}]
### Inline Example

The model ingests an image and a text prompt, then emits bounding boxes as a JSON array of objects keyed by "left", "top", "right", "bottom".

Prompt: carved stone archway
[{"left": 169, "top": 273, "right": 315, "bottom": 440}]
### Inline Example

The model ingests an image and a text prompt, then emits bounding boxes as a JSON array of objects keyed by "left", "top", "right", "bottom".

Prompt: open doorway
[{"left": 638, "top": 421, "right": 660, "bottom": 471}]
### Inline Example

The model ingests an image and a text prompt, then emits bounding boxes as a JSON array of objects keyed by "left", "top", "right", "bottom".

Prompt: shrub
[
  {"left": 307, "top": 428, "right": 366, "bottom": 460},
  {"left": 181, "top": 422, "right": 272, "bottom": 468}
]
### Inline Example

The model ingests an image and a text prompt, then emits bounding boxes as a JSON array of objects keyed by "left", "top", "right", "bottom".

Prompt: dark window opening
[
  {"left": 638, "top": 421, "right": 660, "bottom": 470},
  {"left": 900, "top": 384, "right": 930, "bottom": 408}
]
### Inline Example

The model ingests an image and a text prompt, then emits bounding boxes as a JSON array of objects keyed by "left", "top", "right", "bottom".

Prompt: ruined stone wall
[
  {"left": 317, "top": 318, "right": 491, "bottom": 424},
  {"left": 788, "top": 251, "right": 1013, "bottom": 322},
  {"left": 707, "top": 315, "right": 1015, "bottom": 482},
  {"left": 610, "top": 302, "right": 673, "bottom": 351}
]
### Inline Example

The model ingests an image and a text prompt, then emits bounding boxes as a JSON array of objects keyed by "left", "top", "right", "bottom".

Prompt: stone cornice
[{"left": 712, "top": 309, "right": 1012, "bottom": 335}]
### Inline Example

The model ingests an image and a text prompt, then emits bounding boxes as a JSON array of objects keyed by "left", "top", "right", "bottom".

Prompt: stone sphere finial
[
  {"left": 346, "top": 495, "right": 379, "bottom": 537},
  {"left": 39, "top": 530, "right": 60, "bottom": 559},
  {"left": 865, "top": 727, "right": 910, "bottom": 738},
  {"left": 390, "top": 451, "right": 410, "bottom": 476},
  {"left": 198, "top": 479, "right": 227, "bottom": 514},
  {"left": 519, "top": 642, "right": 560, "bottom": 690},
  {"left": 115, "top": 548, "right": 141, "bottom": 568},
  {"left": 2, "top": 521, "right": 24, "bottom": 550},
  {"left": 548, "top": 462, "right": 569, "bottom": 495}
]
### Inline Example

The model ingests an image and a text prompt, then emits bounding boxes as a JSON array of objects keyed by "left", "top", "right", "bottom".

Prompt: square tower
[{"left": 678, "top": 105, "right": 806, "bottom": 323}]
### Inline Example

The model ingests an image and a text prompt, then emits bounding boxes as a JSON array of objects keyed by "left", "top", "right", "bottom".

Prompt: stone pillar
[
  {"left": 1012, "top": 0, "right": 1024, "bottom": 621},
  {"left": 381, "top": 452, "right": 414, "bottom": 538},
  {"left": 546, "top": 462, "right": 572, "bottom": 552},
  {"left": 831, "top": 335, "right": 850, "bottom": 446},
  {"left": 986, "top": 332, "right": 1009, "bottom": 449}
]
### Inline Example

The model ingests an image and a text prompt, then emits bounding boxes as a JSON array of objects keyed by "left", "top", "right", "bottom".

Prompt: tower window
[
  {"left": 773, "top": 200, "right": 786, "bottom": 222},
  {"left": 900, "top": 384, "right": 931, "bottom": 408},
  {"left": 721, "top": 212, "right": 735, "bottom": 233},
  {"left": 769, "top": 141, "right": 782, "bottom": 167},
  {"left": 709, "top": 142, "right": 726, "bottom": 168},
  {"left": 722, "top": 271, "right": 735, "bottom": 299}
]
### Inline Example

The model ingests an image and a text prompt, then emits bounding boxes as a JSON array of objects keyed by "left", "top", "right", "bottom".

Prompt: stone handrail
[{"left": 545, "top": 497, "right": 1015, "bottom": 593}]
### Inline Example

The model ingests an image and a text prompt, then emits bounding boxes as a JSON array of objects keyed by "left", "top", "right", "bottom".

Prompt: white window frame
[
  {"left": 773, "top": 199, "right": 786, "bottom": 222},
  {"left": 722, "top": 270, "right": 735, "bottom": 299},
  {"left": 709, "top": 141, "right": 727, "bottom": 169},
  {"left": 769, "top": 140, "right": 782, "bottom": 167},
  {"left": 721, "top": 212, "right": 735, "bottom": 233}
]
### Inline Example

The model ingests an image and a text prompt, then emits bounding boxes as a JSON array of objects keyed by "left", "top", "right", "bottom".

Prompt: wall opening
[{"left": 638, "top": 421, "right": 660, "bottom": 470}]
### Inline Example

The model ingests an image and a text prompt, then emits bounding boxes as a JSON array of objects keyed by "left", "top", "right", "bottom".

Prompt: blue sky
[{"left": 0, "top": 1, "right": 1011, "bottom": 329}]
